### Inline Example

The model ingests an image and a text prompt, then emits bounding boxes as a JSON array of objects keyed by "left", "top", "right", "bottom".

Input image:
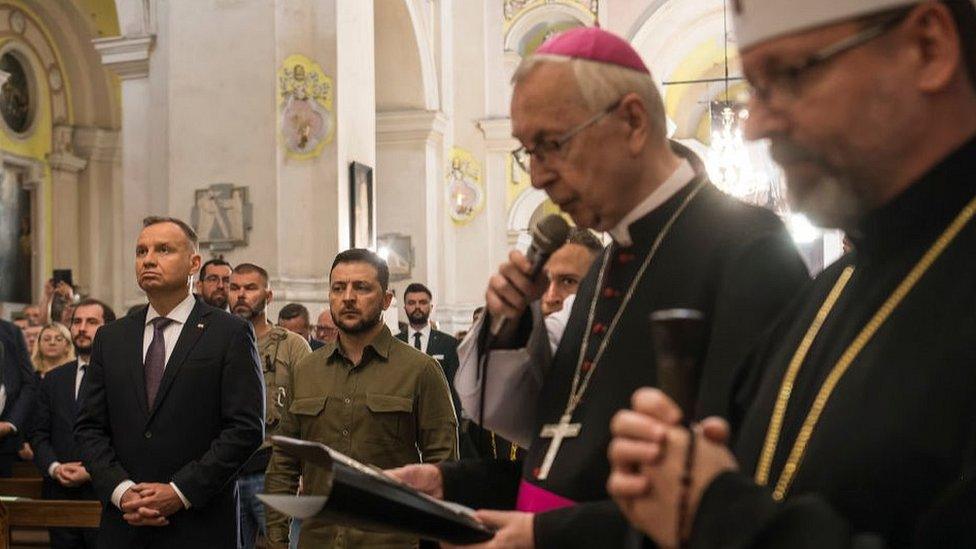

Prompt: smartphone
[{"left": 52, "top": 269, "right": 73, "bottom": 288}]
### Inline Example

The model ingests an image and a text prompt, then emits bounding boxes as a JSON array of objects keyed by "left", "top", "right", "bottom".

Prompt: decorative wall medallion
[
  {"left": 190, "top": 183, "right": 254, "bottom": 252},
  {"left": 377, "top": 233, "right": 414, "bottom": 282},
  {"left": 47, "top": 65, "right": 62, "bottom": 92},
  {"left": 0, "top": 52, "right": 32, "bottom": 134},
  {"left": 277, "top": 54, "right": 334, "bottom": 159},
  {"left": 8, "top": 9, "right": 25, "bottom": 34},
  {"left": 447, "top": 148, "right": 484, "bottom": 224}
]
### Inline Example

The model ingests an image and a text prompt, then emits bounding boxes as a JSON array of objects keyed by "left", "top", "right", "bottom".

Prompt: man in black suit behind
[
  {"left": 32, "top": 298, "right": 117, "bottom": 549},
  {"left": 75, "top": 216, "right": 264, "bottom": 549},
  {"left": 396, "top": 282, "right": 470, "bottom": 457},
  {"left": 396, "top": 283, "right": 460, "bottom": 399},
  {"left": 0, "top": 317, "right": 37, "bottom": 477}
]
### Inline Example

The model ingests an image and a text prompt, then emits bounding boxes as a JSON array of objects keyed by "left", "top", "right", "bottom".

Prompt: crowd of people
[{"left": 0, "top": 1, "right": 975, "bottom": 548}]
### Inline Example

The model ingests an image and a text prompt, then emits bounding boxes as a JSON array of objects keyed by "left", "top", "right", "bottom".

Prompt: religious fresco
[
  {"left": 277, "top": 54, "right": 334, "bottom": 159},
  {"left": 0, "top": 167, "right": 32, "bottom": 303},
  {"left": 0, "top": 52, "right": 32, "bottom": 133},
  {"left": 446, "top": 148, "right": 484, "bottom": 224}
]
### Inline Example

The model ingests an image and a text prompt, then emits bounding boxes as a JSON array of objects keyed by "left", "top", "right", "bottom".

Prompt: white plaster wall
[
  {"left": 336, "top": 0, "right": 377, "bottom": 251},
  {"left": 165, "top": 0, "right": 277, "bottom": 272},
  {"left": 273, "top": 0, "right": 339, "bottom": 284}
]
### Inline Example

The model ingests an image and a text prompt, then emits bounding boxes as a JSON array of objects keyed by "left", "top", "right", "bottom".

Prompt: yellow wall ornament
[
  {"left": 277, "top": 54, "right": 334, "bottom": 159},
  {"left": 447, "top": 148, "right": 484, "bottom": 225}
]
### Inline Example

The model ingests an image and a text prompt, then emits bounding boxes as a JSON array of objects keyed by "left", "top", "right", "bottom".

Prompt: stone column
[
  {"left": 46, "top": 125, "right": 88, "bottom": 281},
  {"left": 93, "top": 33, "right": 156, "bottom": 308},
  {"left": 270, "top": 0, "right": 377, "bottom": 318},
  {"left": 74, "top": 127, "right": 120, "bottom": 301},
  {"left": 375, "top": 109, "right": 446, "bottom": 304}
]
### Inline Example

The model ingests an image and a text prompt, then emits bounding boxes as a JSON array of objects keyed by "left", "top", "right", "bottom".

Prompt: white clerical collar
[
  {"left": 608, "top": 159, "right": 695, "bottom": 247},
  {"left": 145, "top": 293, "right": 196, "bottom": 327}
]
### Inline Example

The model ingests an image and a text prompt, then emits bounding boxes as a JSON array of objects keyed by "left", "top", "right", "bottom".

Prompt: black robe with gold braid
[
  {"left": 441, "top": 143, "right": 810, "bottom": 548},
  {"left": 688, "top": 135, "right": 976, "bottom": 549}
]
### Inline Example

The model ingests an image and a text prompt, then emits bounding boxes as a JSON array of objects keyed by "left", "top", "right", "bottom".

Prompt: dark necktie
[
  {"left": 413, "top": 332, "right": 422, "bottom": 351},
  {"left": 145, "top": 317, "right": 174, "bottom": 407},
  {"left": 76, "top": 364, "right": 86, "bottom": 400}
]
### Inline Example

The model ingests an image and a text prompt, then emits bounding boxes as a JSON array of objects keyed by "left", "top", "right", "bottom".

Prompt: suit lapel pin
[{"left": 197, "top": 323, "right": 205, "bottom": 329}]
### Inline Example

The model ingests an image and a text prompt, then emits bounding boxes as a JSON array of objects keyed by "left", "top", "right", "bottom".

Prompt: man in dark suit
[
  {"left": 396, "top": 282, "right": 469, "bottom": 457},
  {"left": 396, "top": 283, "right": 460, "bottom": 397},
  {"left": 0, "top": 317, "right": 38, "bottom": 477},
  {"left": 32, "top": 298, "right": 117, "bottom": 549},
  {"left": 75, "top": 216, "right": 265, "bottom": 549}
]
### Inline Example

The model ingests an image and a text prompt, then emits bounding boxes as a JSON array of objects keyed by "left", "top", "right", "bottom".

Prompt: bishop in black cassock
[{"left": 439, "top": 140, "right": 810, "bottom": 548}]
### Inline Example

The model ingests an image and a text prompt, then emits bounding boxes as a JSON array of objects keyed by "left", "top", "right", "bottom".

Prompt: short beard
[
  {"left": 772, "top": 140, "right": 865, "bottom": 229},
  {"left": 205, "top": 293, "right": 228, "bottom": 309},
  {"left": 336, "top": 309, "right": 384, "bottom": 335},
  {"left": 73, "top": 340, "right": 92, "bottom": 357},
  {"left": 233, "top": 298, "right": 266, "bottom": 321},
  {"left": 408, "top": 310, "right": 430, "bottom": 326}
]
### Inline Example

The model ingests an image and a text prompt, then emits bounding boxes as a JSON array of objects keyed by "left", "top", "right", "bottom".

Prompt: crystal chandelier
[{"left": 706, "top": 104, "right": 764, "bottom": 200}]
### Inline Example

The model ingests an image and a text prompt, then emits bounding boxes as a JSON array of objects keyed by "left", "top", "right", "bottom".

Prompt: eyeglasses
[
  {"left": 747, "top": 11, "right": 908, "bottom": 106},
  {"left": 511, "top": 99, "right": 622, "bottom": 173}
]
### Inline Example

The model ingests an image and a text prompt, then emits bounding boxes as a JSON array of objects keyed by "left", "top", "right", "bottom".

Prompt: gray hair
[{"left": 512, "top": 54, "right": 668, "bottom": 139}]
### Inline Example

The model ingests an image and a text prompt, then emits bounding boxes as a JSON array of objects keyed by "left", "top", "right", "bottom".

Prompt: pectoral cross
[{"left": 536, "top": 414, "right": 582, "bottom": 480}]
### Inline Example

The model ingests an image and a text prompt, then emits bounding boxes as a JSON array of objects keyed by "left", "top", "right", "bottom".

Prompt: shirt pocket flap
[
  {"left": 366, "top": 394, "right": 413, "bottom": 413},
  {"left": 289, "top": 396, "right": 328, "bottom": 416}
]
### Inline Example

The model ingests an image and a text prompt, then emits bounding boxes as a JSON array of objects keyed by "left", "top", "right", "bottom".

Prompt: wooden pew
[
  {"left": 0, "top": 499, "right": 102, "bottom": 549},
  {"left": 0, "top": 478, "right": 101, "bottom": 549}
]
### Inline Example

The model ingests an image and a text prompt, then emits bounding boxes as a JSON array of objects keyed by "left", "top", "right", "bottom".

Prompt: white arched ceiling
[
  {"left": 374, "top": 0, "right": 438, "bottom": 112},
  {"left": 628, "top": 0, "right": 745, "bottom": 139}
]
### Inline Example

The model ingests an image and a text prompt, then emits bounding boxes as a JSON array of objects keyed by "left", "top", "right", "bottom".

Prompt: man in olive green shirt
[
  {"left": 265, "top": 249, "right": 458, "bottom": 549},
  {"left": 228, "top": 262, "right": 312, "bottom": 549}
]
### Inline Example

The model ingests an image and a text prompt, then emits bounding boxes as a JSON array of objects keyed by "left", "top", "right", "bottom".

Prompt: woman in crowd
[{"left": 31, "top": 322, "right": 74, "bottom": 378}]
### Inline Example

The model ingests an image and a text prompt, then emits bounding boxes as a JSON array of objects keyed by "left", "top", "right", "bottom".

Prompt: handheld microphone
[{"left": 490, "top": 214, "right": 571, "bottom": 336}]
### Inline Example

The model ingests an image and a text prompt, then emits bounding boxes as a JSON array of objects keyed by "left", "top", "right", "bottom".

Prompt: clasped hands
[
  {"left": 120, "top": 483, "right": 185, "bottom": 527},
  {"left": 53, "top": 462, "right": 91, "bottom": 488},
  {"left": 607, "top": 388, "right": 739, "bottom": 547}
]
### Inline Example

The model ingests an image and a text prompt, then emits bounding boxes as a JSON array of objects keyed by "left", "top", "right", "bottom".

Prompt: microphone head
[{"left": 531, "top": 214, "right": 571, "bottom": 255}]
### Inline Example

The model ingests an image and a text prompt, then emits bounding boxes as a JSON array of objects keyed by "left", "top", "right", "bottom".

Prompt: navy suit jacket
[
  {"left": 31, "top": 359, "right": 96, "bottom": 499},
  {"left": 75, "top": 298, "right": 264, "bottom": 549},
  {"left": 0, "top": 319, "right": 38, "bottom": 455}
]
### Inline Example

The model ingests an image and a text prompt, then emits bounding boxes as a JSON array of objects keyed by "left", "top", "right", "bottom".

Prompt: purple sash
[{"left": 515, "top": 479, "right": 576, "bottom": 513}]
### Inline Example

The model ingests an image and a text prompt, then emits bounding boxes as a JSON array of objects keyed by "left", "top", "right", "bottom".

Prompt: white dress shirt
[
  {"left": 407, "top": 325, "right": 432, "bottom": 353},
  {"left": 111, "top": 293, "right": 196, "bottom": 511},
  {"left": 48, "top": 358, "right": 91, "bottom": 478}
]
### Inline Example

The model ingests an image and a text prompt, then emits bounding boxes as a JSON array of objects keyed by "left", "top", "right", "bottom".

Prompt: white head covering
[{"left": 733, "top": 0, "right": 976, "bottom": 51}]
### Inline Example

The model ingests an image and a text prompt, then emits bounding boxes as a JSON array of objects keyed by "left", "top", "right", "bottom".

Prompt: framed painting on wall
[{"left": 349, "top": 162, "right": 374, "bottom": 249}]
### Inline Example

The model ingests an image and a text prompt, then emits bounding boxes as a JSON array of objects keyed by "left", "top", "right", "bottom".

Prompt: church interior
[
  {"left": 0, "top": 0, "right": 837, "bottom": 335},
  {"left": 4, "top": 1, "right": 972, "bottom": 548}
]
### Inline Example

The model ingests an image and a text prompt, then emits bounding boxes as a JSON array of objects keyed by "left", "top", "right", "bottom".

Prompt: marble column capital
[
  {"left": 476, "top": 117, "right": 517, "bottom": 152},
  {"left": 74, "top": 127, "right": 121, "bottom": 163},
  {"left": 93, "top": 34, "right": 155, "bottom": 80},
  {"left": 376, "top": 110, "right": 447, "bottom": 145}
]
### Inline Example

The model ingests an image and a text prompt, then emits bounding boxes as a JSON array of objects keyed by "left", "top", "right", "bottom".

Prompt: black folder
[{"left": 258, "top": 435, "right": 495, "bottom": 545}]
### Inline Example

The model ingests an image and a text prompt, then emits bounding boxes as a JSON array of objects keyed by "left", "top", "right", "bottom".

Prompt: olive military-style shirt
[
  {"left": 241, "top": 325, "right": 312, "bottom": 476},
  {"left": 265, "top": 325, "right": 458, "bottom": 548}
]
